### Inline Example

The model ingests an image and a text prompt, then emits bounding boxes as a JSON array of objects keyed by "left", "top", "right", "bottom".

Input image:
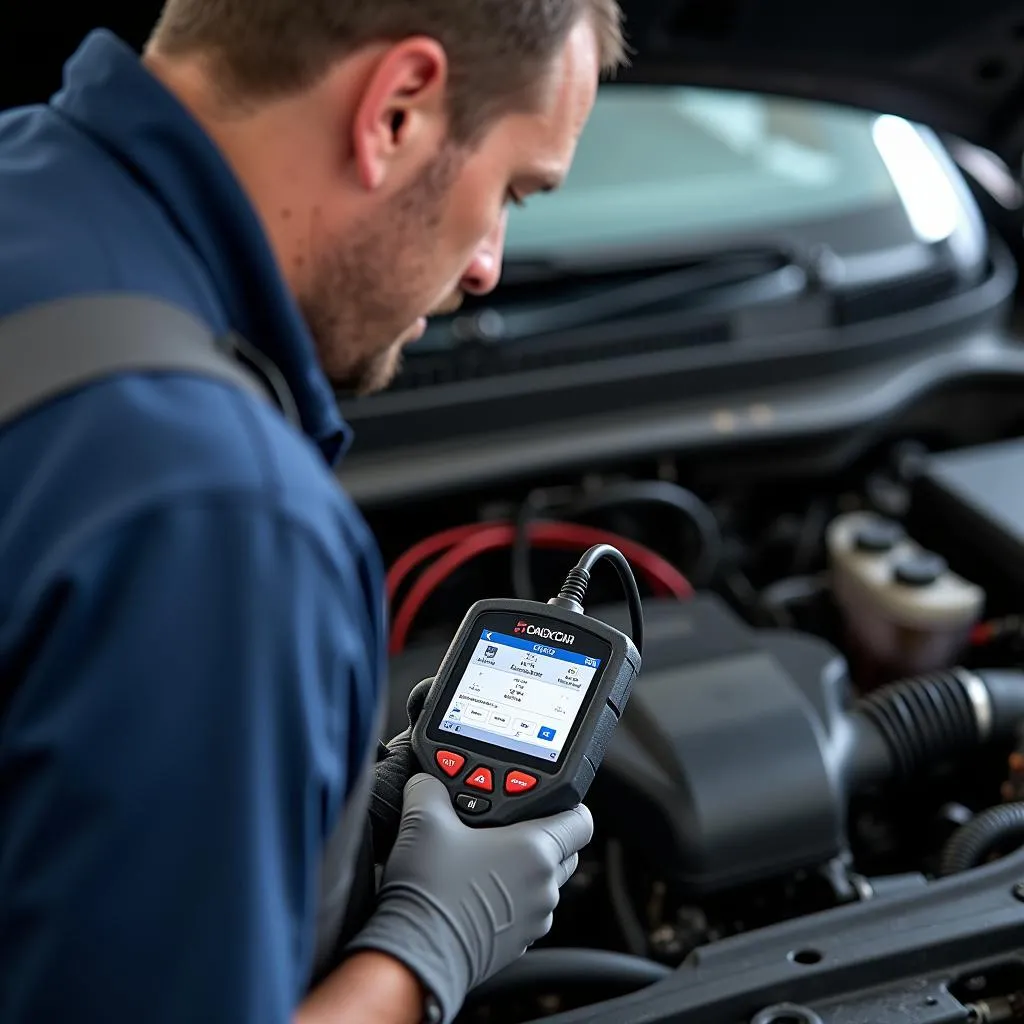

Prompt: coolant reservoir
[{"left": 827, "top": 511, "right": 984, "bottom": 687}]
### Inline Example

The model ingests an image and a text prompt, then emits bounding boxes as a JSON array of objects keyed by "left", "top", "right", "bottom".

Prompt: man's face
[{"left": 301, "top": 19, "right": 601, "bottom": 396}]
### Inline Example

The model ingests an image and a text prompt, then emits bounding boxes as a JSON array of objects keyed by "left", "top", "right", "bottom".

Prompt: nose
[{"left": 460, "top": 212, "right": 508, "bottom": 296}]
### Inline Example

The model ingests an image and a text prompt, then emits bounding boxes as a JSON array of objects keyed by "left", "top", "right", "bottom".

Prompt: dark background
[{"left": 0, "top": 12, "right": 157, "bottom": 110}]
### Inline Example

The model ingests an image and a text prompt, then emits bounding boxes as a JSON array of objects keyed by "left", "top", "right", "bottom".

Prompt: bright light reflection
[{"left": 872, "top": 115, "right": 960, "bottom": 243}]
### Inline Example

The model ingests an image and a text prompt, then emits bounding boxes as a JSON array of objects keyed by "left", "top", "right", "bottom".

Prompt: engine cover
[{"left": 594, "top": 594, "right": 859, "bottom": 896}]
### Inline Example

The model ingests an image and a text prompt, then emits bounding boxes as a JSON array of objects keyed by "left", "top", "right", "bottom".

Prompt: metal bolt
[
  {"left": 648, "top": 924, "right": 687, "bottom": 959},
  {"left": 1012, "top": 882, "right": 1024, "bottom": 902}
]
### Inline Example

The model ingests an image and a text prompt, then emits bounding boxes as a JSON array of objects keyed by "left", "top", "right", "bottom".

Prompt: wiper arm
[{"left": 450, "top": 245, "right": 826, "bottom": 344}]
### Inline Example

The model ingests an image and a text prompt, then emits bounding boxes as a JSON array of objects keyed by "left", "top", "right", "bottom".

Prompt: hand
[
  {"left": 347, "top": 774, "right": 594, "bottom": 1024},
  {"left": 369, "top": 678, "right": 433, "bottom": 859}
]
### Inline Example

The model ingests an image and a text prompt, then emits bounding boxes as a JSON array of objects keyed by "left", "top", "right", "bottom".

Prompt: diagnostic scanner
[{"left": 411, "top": 545, "right": 643, "bottom": 825}]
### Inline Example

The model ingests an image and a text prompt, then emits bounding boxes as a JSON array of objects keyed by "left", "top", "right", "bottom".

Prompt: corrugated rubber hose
[{"left": 940, "top": 802, "right": 1024, "bottom": 876}]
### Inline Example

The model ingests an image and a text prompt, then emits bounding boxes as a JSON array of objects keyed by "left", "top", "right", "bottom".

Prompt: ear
[{"left": 350, "top": 38, "right": 449, "bottom": 192}]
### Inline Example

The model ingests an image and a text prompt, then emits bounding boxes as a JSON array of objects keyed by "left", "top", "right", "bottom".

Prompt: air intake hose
[{"left": 849, "top": 669, "right": 1024, "bottom": 789}]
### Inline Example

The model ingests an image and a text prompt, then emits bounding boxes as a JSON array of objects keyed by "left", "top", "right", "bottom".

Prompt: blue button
[{"left": 538, "top": 726, "right": 556, "bottom": 742}]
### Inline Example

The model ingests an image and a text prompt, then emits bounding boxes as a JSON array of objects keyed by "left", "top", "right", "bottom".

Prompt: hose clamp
[{"left": 956, "top": 668, "right": 993, "bottom": 740}]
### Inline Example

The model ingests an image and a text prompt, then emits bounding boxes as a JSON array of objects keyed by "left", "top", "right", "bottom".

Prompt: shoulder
[
  {"left": 0, "top": 101, "right": 384, "bottom": 682},
  {"left": 0, "top": 368, "right": 380, "bottom": 589},
  {"left": 0, "top": 104, "right": 222, "bottom": 319},
  {"left": 0, "top": 373, "right": 386, "bottom": 794}
]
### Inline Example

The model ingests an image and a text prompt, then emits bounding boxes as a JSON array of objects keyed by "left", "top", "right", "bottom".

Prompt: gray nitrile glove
[
  {"left": 369, "top": 677, "right": 434, "bottom": 860},
  {"left": 347, "top": 773, "right": 594, "bottom": 1024}
]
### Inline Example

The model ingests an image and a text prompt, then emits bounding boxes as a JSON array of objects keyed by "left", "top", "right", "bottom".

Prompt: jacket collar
[{"left": 52, "top": 29, "right": 352, "bottom": 464}]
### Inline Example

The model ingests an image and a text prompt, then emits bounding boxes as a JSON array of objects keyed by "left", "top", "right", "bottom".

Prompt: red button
[
  {"left": 435, "top": 750, "right": 466, "bottom": 778},
  {"left": 505, "top": 770, "right": 538, "bottom": 795},
  {"left": 464, "top": 766, "right": 494, "bottom": 792}
]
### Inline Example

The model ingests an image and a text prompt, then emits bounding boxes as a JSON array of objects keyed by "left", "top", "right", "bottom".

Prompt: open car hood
[
  {"left": 6, "top": 3, "right": 1024, "bottom": 159},
  {"left": 618, "top": 0, "right": 1024, "bottom": 160}
]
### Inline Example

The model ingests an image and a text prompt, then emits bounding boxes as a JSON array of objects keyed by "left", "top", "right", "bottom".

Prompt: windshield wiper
[{"left": 448, "top": 244, "right": 829, "bottom": 345}]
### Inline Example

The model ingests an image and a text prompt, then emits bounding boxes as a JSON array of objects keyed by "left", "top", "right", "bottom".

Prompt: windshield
[
  {"left": 390, "top": 83, "right": 985, "bottom": 367},
  {"left": 504, "top": 86, "right": 903, "bottom": 262}
]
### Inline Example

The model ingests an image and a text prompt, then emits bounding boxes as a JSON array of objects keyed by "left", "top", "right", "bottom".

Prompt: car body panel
[{"left": 617, "top": 0, "right": 1024, "bottom": 158}]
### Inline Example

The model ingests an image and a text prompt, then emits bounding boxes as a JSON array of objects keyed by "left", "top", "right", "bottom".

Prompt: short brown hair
[{"left": 150, "top": 0, "right": 627, "bottom": 142}]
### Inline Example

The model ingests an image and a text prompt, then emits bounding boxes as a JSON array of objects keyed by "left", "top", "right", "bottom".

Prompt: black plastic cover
[
  {"left": 912, "top": 437, "right": 1024, "bottom": 605},
  {"left": 528, "top": 842, "right": 1024, "bottom": 1024},
  {"left": 596, "top": 593, "right": 858, "bottom": 894}
]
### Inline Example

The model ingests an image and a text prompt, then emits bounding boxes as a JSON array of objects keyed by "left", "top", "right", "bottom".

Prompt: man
[{"left": 0, "top": 2, "right": 625, "bottom": 1023}]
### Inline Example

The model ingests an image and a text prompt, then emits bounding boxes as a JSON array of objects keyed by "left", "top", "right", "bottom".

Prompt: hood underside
[
  {"left": 618, "top": 0, "right": 1024, "bottom": 160},
  {"left": 6, "top": 2, "right": 1024, "bottom": 160}
]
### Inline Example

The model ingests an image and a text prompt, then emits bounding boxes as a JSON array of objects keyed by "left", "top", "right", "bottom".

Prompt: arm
[
  {"left": 296, "top": 952, "right": 424, "bottom": 1024},
  {"left": 0, "top": 495, "right": 384, "bottom": 1024}
]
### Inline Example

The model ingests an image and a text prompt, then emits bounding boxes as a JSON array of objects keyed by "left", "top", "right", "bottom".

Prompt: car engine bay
[
  {"left": 369, "top": 423, "right": 1024, "bottom": 1024},
  {"left": 13, "top": 2, "right": 1024, "bottom": 1021},
  {"left": 320, "top": 28, "right": 1024, "bottom": 1022}
]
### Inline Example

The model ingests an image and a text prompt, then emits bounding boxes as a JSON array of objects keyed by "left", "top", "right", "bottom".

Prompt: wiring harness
[{"left": 388, "top": 520, "right": 692, "bottom": 653}]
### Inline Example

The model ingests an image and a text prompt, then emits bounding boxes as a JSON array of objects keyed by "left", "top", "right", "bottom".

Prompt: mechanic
[{"left": 0, "top": 3, "right": 626, "bottom": 1024}]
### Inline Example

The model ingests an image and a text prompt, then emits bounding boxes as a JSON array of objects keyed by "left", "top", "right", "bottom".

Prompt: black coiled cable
[
  {"left": 553, "top": 543, "right": 644, "bottom": 657},
  {"left": 940, "top": 802, "right": 1024, "bottom": 876}
]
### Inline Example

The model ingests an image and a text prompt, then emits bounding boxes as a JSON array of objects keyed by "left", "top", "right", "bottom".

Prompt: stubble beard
[{"left": 300, "top": 147, "right": 463, "bottom": 397}]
